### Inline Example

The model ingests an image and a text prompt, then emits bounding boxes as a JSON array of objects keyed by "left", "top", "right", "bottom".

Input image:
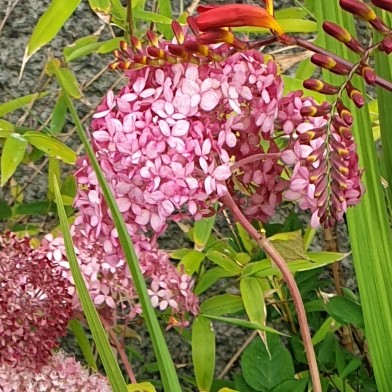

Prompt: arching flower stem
[
  {"left": 230, "top": 153, "right": 282, "bottom": 172},
  {"left": 221, "top": 192, "right": 322, "bottom": 392}
]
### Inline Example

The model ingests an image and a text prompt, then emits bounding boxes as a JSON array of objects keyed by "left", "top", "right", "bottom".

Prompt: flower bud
[
  {"left": 147, "top": 31, "right": 159, "bottom": 48},
  {"left": 336, "top": 100, "right": 354, "bottom": 126},
  {"left": 322, "top": 21, "right": 365, "bottom": 54},
  {"left": 371, "top": 0, "right": 392, "bottom": 13},
  {"left": 303, "top": 79, "right": 340, "bottom": 95},
  {"left": 187, "top": 16, "right": 200, "bottom": 36},
  {"left": 130, "top": 36, "right": 142, "bottom": 52},
  {"left": 300, "top": 103, "right": 332, "bottom": 117},
  {"left": 359, "top": 62, "right": 377, "bottom": 85},
  {"left": 340, "top": 0, "right": 389, "bottom": 33},
  {"left": 172, "top": 21, "right": 185, "bottom": 44},
  {"left": 380, "top": 36, "right": 392, "bottom": 54},
  {"left": 311, "top": 54, "right": 351, "bottom": 75},
  {"left": 346, "top": 81, "right": 365, "bottom": 108},
  {"left": 314, "top": 174, "right": 328, "bottom": 198},
  {"left": 298, "top": 125, "right": 327, "bottom": 142}
]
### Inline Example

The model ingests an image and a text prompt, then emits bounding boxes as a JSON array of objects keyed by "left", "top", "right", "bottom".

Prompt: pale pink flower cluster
[
  {"left": 0, "top": 350, "right": 111, "bottom": 392},
  {"left": 0, "top": 233, "right": 73, "bottom": 371}
]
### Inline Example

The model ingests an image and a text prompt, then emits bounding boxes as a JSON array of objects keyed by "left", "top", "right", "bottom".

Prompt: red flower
[{"left": 195, "top": 4, "right": 284, "bottom": 36}]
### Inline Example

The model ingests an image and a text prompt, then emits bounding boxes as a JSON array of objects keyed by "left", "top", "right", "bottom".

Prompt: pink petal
[{"left": 172, "top": 120, "right": 190, "bottom": 137}]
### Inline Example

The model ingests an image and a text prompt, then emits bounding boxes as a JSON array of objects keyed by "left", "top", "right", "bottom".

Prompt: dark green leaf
[
  {"left": 61, "top": 174, "right": 77, "bottom": 198},
  {"left": 272, "top": 379, "right": 307, "bottom": 392},
  {"left": 233, "top": 374, "right": 258, "bottom": 392},
  {"left": 324, "top": 296, "right": 365, "bottom": 329},
  {"left": 0, "top": 200, "right": 12, "bottom": 219},
  {"left": 50, "top": 94, "right": 67, "bottom": 134},
  {"left": 200, "top": 294, "right": 244, "bottom": 316},
  {"left": 316, "top": 333, "right": 336, "bottom": 369},
  {"left": 281, "top": 212, "right": 303, "bottom": 233},
  {"left": 340, "top": 358, "right": 362, "bottom": 379},
  {"left": 242, "top": 335, "right": 295, "bottom": 391},
  {"left": 15, "top": 201, "right": 57, "bottom": 216}
]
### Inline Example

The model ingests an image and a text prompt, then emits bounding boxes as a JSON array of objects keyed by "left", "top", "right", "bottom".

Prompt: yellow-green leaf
[
  {"left": 233, "top": 19, "right": 317, "bottom": 34},
  {"left": 55, "top": 68, "right": 82, "bottom": 99},
  {"left": 97, "top": 37, "right": 123, "bottom": 54},
  {"left": 218, "top": 389, "right": 239, "bottom": 392},
  {"left": 192, "top": 316, "right": 215, "bottom": 392},
  {"left": 0, "top": 92, "right": 49, "bottom": 117},
  {"left": 1, "top": 134, "right": 28, "bottom": 186},
  {"left": 269, "top": 230, "right": 309, "bottom": 262},
  {"left": 200, "top": 294, "right": 244, "bottom": 316},
  {"left": 47, "top": 158, "right": 61, "bottom": 200},
  {"left": 63, "top": 36, "right": 102, "bottom": 62},
  {"left": 23, "top": 132, "right": 77, "bottom": 164},
  {"left": 240, "top": 277, "right": 266, "bottom": 325},
  {"left": 177, "top": 250, "right": 205, "bottom": 276},
  {"left": 127, "top": 383, "right": 156, "bottom": 391},
  {"left": 22, "top": 0, "right": 81, "bottom": 76},
  {"left": 0, "top": 119, "right": 14, "bottom": 133},
  {"left": 132, "top": 9, "right": 172, "bottom": 24},
  {"left": 88, "top": 0, "right": 111, "bottom": 13}
]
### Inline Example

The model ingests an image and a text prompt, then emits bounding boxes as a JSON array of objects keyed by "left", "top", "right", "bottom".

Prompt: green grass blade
[
  {"left": 53, "top": 177, "right": 128, "bottom": 392},
  {"left": 313, "top": 2, "right": 392, "bottom": 390},
  {"left": 54, "top": 73, "right": 182, "bottom": 391},
  {"left": 69, "top": 319, "right": 98, "bottom": 371}
]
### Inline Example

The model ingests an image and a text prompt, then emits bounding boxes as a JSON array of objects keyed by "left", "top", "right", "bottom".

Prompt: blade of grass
[
  {"left": 313, "top": 2, "right": 392, "bottom": 390},
  {"left": 69, "top": 319, "right": 98, "bottom": 372},
  {"left": 53, "top": 66, "right": 182, "bottom": 391},
  {"left": 53, "top": 177, "right": 128, "bottom": 392}
]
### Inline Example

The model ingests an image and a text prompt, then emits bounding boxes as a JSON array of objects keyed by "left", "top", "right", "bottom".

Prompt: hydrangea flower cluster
[
  {"left": 0, "top": 350, "right": 111, "bottom": 392},
  {"left": 0, "top": 233, "right": 73, "bottom": 371}
]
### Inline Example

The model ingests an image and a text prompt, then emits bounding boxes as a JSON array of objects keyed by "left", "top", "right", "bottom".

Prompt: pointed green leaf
[
  {"left": 0, "top": 92, "right": 49, "bottom": 117},
  {"left": 47, "top": 158, "right": 61, "bottom": 200},
  {"left": 177, "top": 250, "right": 205, "bottom": 275},
  {"left": 0, "top": 119, "right": 14, "bottom": 133},
  {"left": 275, "top": 7, "right": 307, "bottom": 20},
  {"left": 193, "top": 213, "right": 216, "bottom": 250},
  {"left": 69, "top": 319, "right": 98, "bottom": 371},
  {"left": 127, "top": 383, "right": 157, "bottom": 392},
  {"left": 53, "top": 177, "right": 128, "bottom": 392},
  {"left": 50, "top": 94, "right": 67, "bottom": 134},
  {"left": 324, "top": 296, "right": 365, "bottom": 329},
  {"left": 200, "top": 294, "right": 244, "bottom": 316},
  {"left": 233, "top": 19, "right": 316, "bottom": 34},
  {"left": 132, "top": 9, "right": 172, "bottom": 24},
  {"left": 25, "top": 0, "right": 81, "bottom": 57},
  {"left": 311, "top": 317, "right": 341, "bottom": 346},
  {"left": 157, "top": 0, "right": 173, "bottom": 39},
  {"left": 55, "top": 68, "right": 81, "bottom": 99},
  {"left": 88, "top": 0, "right": 111, "bottom": 13},
  {"left": 15, "top": 201, "right": 56, "bottom": 216},
  {"left": 0, "top": 200, "right": 12, "bottom": 219},
  {"left": 205, "top": 250, "right": 242, "bottom": 275},
  {"left": 195, "top": 267, "right": 238, "bottom": 296},
  {"left": 97, "top": 37, "right": 123, "bottom": 54},
  {"left": 240, "top": 277, "right": 266, "bottom": 324},
  {"left": 63, "top": 36, "right": 103, "bottom": 62},
  {"left": 192, "top": 315, "right": 215, "bottom": 392},
  {"left": 1, "top": 134, "right": 28, "bottom": 186},
  {"left": 23, "top": 132, "right": 77, "bottom": 164}
]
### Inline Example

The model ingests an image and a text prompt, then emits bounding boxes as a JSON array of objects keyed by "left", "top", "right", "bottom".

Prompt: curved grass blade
[{"left": 53, "top": 177, "right": 128, "bottom": 392}]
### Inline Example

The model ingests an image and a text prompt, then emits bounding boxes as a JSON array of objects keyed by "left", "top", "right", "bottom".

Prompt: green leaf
[
  {"left": 177, "top": 250, "right": 205, "bottom": 275},
  {"left": 202, "top": 315, "right": 286, "bottom": 336},
  {"left": 127, "top": 382, "right": 157, "bottom": 391},
  {"left": 316, "top": 333, "right": 336, "bottom": 369},
  {"left": 156, "top": 0, "right": 173, "bottom": 39},
  {"left": 47, "top": 158, "right": 61, "bottom": 200},
  {"left": 327, "top": 376, "right": 355, "bottom": 392},
  {"left": 1, "top": 134, "right": 28, "bottom": 186},
  {"left": 0, "top": 119, "right": 14, "bottom": 133},
  {"left": 24, "top": 0, "right": 81, "bottom": 70},
  {"left": 268, "top": 230, "right": 309, "bottom": 262},
  {"left": 0, "top": 92, "right": 49, "bottom": 117},
  {"left": 11, "top": 224, "right": 39, "bottom": 235},
  {"left": 50, "top": 94, "right": 67, "bottom": 134},
  {"left": 200, "top": 294, "right": 244, "bottom": 316},
  {"left": 193, "top": 213, "right": 215, "bottom": 250},
  {"left": 88, "top": 0, "right": 111, "bottom": 13},
  {"left": 15, "top": 201, "right": 56, "bottom": 216},
  {"left": 69, "top": 319, "right": 98, "bottom": 371},
  {"left": 240, "top": 277, "right": 266, "bottom": 325},
  {"left": 97, "top": 37, "right": 123, "bottom": 54},
  {"left": 311, "top": 316, "right": 341, "bottom": 346},
  {"left": 192, "top": 316, "right": 215, "bottom": 392},
  {"left": 233, "top": 19, "right": 317, "bottom": 34},
  {"left": 63, "top": 36, "right": 103, "bottom": 62},
  {"left": 236, "top": 222, "right": 260, "bottom": 258},
  {"left": 53, "top": 176, "right": 128, "bottom": 392},
  {"left": 340, "top": 358, "right": 362, "bottom": 379},
  {"left": 242, "top": 335, "right": 295, "bottom": 391},
  {"left": 132, "top": 9, "right": 172, "bottom": 24},
  {"left": 324, "top": 296, "right": 365, "bottom": 329},
  {"left": 195, "top": 267, "right": 238, "bottom": 296},
  {"left": 272, "top": 379, "right": 307, "bottom": 392},
  {"left": 54, "top": 67, "right": 81, "bottom": 99},
  {"left": 206, "top": 250, "right": 242, "bottom": 275},
  {"left": 233, "top": 375, "right": 258, "bottom": 392},
  {"left": 60, "top": 76, "right": 182, "bottom": 391},
  {"left": 61, "top": 174, "right": 77, "bottom": 199},
  {"left": 0, "top": 200, "right": 12, "bottom": 219},
  {"left": 275, "top": 7, "right": 307, "bottom": 20},
  {"left": 23, "top": 132, "right": 77, "bottom": 164}
]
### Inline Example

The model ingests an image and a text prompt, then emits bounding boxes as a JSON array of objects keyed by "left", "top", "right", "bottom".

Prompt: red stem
[
  {"left": 230, "top": 152, "right": 282, "bottom": 172},
  {"left": 221, "top": 193, "right": 322, "bottom": 392}
]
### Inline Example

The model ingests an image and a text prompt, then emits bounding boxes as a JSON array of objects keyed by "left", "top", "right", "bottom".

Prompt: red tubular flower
[{"left": 195, "top": 4, "right": 285, "bottom": 36}]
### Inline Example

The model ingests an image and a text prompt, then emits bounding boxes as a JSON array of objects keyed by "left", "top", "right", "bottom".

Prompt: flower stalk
[{"left": 221, "top": 193, "right": 322, "bottom": 392}]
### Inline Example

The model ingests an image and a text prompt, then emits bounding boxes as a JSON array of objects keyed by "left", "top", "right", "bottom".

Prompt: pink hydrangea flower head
[
  {"left": 0, "top": 350, "right": 112, "bottom": 391},
  {"left": 0, "top": 233, "right": 73, "bottom": 371}
]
